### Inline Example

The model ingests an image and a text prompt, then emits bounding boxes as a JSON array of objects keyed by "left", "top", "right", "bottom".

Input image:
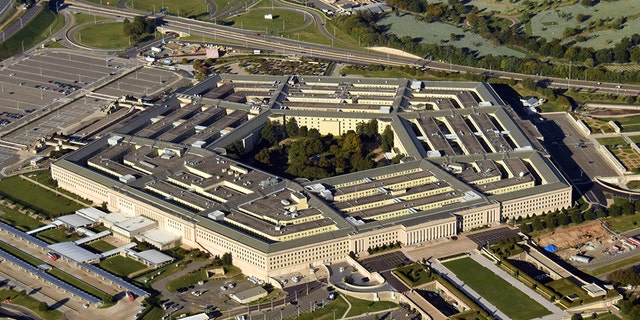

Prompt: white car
[{"left": 220, "top": 286, "right": 227, "bottom": 291}]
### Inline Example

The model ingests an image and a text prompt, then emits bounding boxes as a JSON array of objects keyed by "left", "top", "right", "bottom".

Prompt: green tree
[
  {"left": 285, "top": 118, "right": 299, "bottom": 137},
  {"left": 222, "top": 252, "right": 232, "bottom": 265},
  {"left": 381, "top": 125, "right": 394, "bottom": 152}
]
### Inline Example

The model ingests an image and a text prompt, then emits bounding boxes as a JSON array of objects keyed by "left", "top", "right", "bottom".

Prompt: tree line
[{"left": 333, "top": 2, "right": 640, "bottom": 85}]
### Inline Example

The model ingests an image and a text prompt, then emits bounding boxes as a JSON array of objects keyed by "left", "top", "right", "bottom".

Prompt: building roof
[
  {"left": 55, "top": 214, "right": 94, "bottom": 228},
  {"left": 135, "top": 249, "right": 174, "bottom": 265},
  {"left": 48, "top": 242, "right": 101, "bottom": 263}
]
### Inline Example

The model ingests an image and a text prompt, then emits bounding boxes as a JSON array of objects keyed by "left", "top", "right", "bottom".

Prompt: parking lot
[{"left": 0, "top": 50, "right": 183, "bottom": 148}]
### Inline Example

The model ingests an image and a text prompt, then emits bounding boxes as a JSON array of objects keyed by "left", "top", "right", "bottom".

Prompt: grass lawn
[
  {"left": 141, "top": 305, "right": 165, "bottom": 320},
  {"left": 629, "top": 135, "right": 640, "bottom": 144},
  {"left": 0, "top": 175, "right": 84, "bottom": 218},
  {"left": 443, "top": 257, "right": 550, "bottom": 320},
  {"left": 0, "top": 289, "right": 64, "bottom": 320},
  {"left": 0, "top": 241, "right": 43, "bottom": 265},
  {"left": 129, "top": 0, "right": 210, "bottom": 18},
  {"left": 48, "top": 268, "right": 111, "bottom": 302},
  {"left": 344, "top": 295, "right": 397, "bottom": 317},
  {"left": 223, "top": 8, "right": 307, "bottom": 32},
  {"left": 341, "top": 65, "right": 427, "bottom": 79},
  {"left": 0, "top": 7, "right": 65, "bottom": 59},
  {"left": 71, "top": 12, "right": 113, "bottom": 26},
  {"left": 599, "top": 115, "right": 640, "bottom": 132},
  {"left": 0, "top": 204, "right": 44, "bottom": 231},
  {"left": 596, "top": 136, "right": 627, "bottom": 147},
  {"left": 24, "top": 170, "right": 92, "bottom": 206},
  {"left": 166, "top": 269, "right": 209, "bottom": 292},
  {"left": 99, "top": 255, "right": 147, "bottom": 277},
  {"left": 546, "top": 278, "right": 604, "bottom": 307},
  {"left": 394, "top": 264, "right": 434, "bottom": 287},
  {"left": 86, "top": 240, "right": 117, "bottom": 253},
  {"left": 627, "top": 180, "right": 640, "bottom": 189},
  {"left": 36, "top": 228, "right": 80, "bottom": 244},
  {"left": 76, "top": 22, "right": 132, "bottom": 48},
  {"left": 600, "top": 214, "right": 640, "bottom": 233},
  {"left": 289, "top": 297, "right": 348, "bottom": 320},
  {"left": 587, "top": 253, "right": 640, "bottom": 276}
]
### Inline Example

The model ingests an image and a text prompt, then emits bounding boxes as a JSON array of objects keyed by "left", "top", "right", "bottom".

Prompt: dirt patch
[{"left": 534, "top": 221, "right": 610, "bottom": 250}]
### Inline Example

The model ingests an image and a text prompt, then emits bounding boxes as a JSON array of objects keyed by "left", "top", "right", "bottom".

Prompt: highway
[{"left": 65, "top": 1, "right": 640, "bottom": 97}]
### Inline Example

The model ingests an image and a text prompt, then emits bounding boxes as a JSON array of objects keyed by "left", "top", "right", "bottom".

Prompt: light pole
[
  {"left": 333, "top": 309, "right": 336, "bottom": 320},
  {"left": 21, "top": 40, "right": 24, "bottom": 53}
]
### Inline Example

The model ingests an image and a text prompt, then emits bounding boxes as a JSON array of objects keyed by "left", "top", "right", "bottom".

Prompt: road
[
  {"left": 64, "top": 1, "right": 640, "bottom": 97},
  {"left": 0, "top": 4, "right": 40, "bottom": 46}
]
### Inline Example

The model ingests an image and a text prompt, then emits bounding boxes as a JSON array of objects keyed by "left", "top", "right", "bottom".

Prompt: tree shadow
[{"left": 49, "top": 298, "right": 69, "bottom": 310}]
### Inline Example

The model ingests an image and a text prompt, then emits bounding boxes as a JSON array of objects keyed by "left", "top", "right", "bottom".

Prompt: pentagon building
[{"left": 51, "top": 74, "right": 571, "bottom": 279}]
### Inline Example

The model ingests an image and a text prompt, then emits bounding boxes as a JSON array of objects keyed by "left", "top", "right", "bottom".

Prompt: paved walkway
[{"left": 467, "top": 252, "right": 569, "bottom": 320}]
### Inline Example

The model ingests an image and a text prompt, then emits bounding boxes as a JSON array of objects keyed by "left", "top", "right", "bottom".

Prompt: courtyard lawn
[
  {"left": 0, "top": 175, "right": 84, "bottom": 218},
  {"left": 394, "top": 264, "right": 434, "bottom": 287},
  {"left": 36, "top": 228, "right": 80, "bottom": 244},
  {"left": 600, "top": 116, "right": 640, "bottom": 132},
  {"left": 99, "top": 255, "right": 147, "bottom": 277},
  {"left": 86, "top": 240, "right": 117, "bottom": 253},
  {"left": 596, "top": 136, "right": 627, "bottom": 147},
  {"left": 443, "top": 257, "right": 550, "bottom": 320}
]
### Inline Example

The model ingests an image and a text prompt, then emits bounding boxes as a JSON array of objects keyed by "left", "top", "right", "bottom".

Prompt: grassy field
[
  {"left": 76, "top": 22, "right": 132, "bottom": 48},
  {"left": 596, "top": 136, "right": 628, "bottom": 147},
  {"left": 99, "top": 255, "right": 147, "bottom": 277},
  {"left": 394, "top": 264, "right": 433, "bottom": 287},
  {"left": 378, "top": 14, "right": 525, "bottom": 58},
  {"left": 599, "top": 116, "right": 640, "bottom": 133},
  {"left": 605, "top": 214, "right": 640, "bottom": 233},
  {"left": 587, "top": 252, "right": 640, "bottom": 276},
  {"left": 166, "top": 269, "right": 209, "bottom": 291},
  {"left": 223, "top": 7, "right": 307, "bottom": 32},
  {"left": 443, "top": 257, "right": 550, "bottom": 320},
  {"left": 287, "top": 297, "right": 348, "bottom": 320},
  {"left": 71, "top": 12, "right": 113, "bottom": 26},
  {"left": 0, "top": 289, "right": 64, "bottom": 320},
  {"left": 36, "top": 228, "right": 80, "bottom": 244},
  {"left": 344, "top": 295, "right": 397, "bottom": 317},
  {"left": 25, "top": 170, "right": 92, "bottom": 206},
  {"left": 0, "top": 204, "right": 44, "bottom": 231},
  {"left": 86, "top": 240, "right": 117, "bottom": 252},
  {"left": 129, "top": 0, "right": 210, "bottom": 18},
  {"left": 0, "top": 175, "right": 84, "bottom": 218},
  {"left": 0, "top": 6, "right": 65, "bottom": 59}
]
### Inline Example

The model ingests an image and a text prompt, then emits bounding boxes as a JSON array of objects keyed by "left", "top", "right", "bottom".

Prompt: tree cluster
[
  {"left": 192, "top": 58, "right": 216, "bottom": 80},
  {"left": 618, "top": 296, "right": 640, "bottom": 320},
  {"left": 246, "top": 118, "right": 398, "bottom": 180},
  {"left": 609, "top": 267, "right": 640, "bottom": 286},
  {"left": 333, "top": 4, "right": 640, "bottom": 86},
  {"left": 123, "top": 16, "right": 156, "bottom": 41},
  {"left": 519, "top": 198, "right": 640, "bottom": 234}
]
